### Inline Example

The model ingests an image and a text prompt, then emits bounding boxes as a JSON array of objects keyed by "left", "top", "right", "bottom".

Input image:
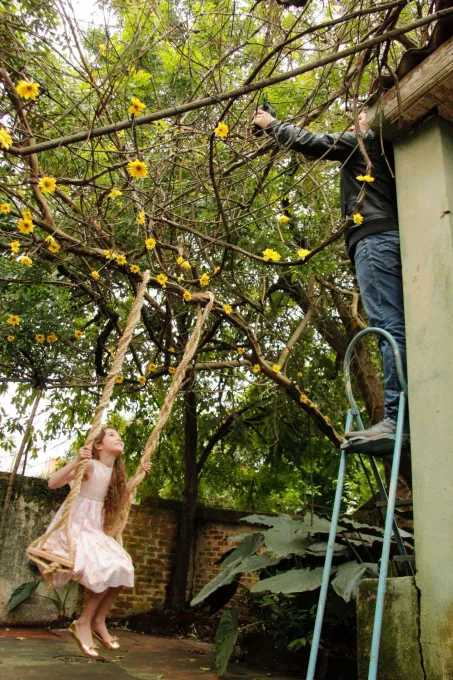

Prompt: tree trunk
[{"left": 167, "top": 377, "right": 198, "bottom": 609}]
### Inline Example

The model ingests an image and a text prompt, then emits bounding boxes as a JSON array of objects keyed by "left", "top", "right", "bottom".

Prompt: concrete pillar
[
  {"left": 394, "top": 116, "right": 453, "bottom": 679},
  {"left": 357, "top": 577, "right": 424, "bottom": 680}
]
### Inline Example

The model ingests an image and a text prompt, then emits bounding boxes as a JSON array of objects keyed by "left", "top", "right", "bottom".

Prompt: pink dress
[{"left": 40, "top": 459, "right": 134, "bottom": 592}]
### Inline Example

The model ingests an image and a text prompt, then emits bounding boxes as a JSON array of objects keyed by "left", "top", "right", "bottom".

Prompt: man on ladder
[{"left": 254, "top": 104, "right": 409, "bottom": 441}]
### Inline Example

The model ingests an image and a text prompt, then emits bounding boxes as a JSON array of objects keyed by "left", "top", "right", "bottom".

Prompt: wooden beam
[{"left": 368, "top": 35, "right": 453, "bottom": 137}]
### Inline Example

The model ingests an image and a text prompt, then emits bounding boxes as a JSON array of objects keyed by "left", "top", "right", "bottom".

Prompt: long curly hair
[{"left": 91, "top": 427, "right": 130, "bottom": 535}]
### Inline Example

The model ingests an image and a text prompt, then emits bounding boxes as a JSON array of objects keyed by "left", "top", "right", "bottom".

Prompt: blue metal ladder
[{"left": 306, "top": 328, "right": 414, "bottom": 680}]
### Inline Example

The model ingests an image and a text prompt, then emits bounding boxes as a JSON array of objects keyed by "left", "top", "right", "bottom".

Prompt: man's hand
[{"left": 253, "top": 109, "right": 275, "bottom": 129}]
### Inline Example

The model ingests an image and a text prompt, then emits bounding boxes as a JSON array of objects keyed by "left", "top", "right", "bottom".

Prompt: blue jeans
[{"left": 354, "top": 231, "right": 407, "bottom": 421}]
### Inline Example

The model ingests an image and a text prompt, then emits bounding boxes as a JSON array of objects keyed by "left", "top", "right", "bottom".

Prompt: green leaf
[
  {"left": 222, "top": 532, "right": 264, "bottom": 569},
  {"left": 232, "top": 552, "right": 281, "bottom": 574},
  {"left": 331, "top": 561, "right": 378, "bottom": 602},
  {"left": 215, "top": 608, "right": 240, "bottom": 677},
  {"left": 264, "top": 522, "right": 310, "bottom": 557},
  {"left": 303, "top": 513, "right": 333, "bottom": 534},
  {"left": 306, "top": 541, "right": 350, "bottom": 556},
  {"left": 7, "top": 579, "right": 41, "bottom": 612},
  {"left": 190, "top": 558, "right": 242, "bottom": 606},
  {"left": 251, "top": 567, "right": 325, "bottom": 594},
  {"left": 240, "top": 513, "right": 289, "bottom": 527}
]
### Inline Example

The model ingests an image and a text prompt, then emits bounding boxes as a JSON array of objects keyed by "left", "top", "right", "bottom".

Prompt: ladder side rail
[
  {"left": 367, "top": 391, "right": 409, "bottom": 680},
  {"left": 306, "top": 410, "right": 354, "bottom": 680}
]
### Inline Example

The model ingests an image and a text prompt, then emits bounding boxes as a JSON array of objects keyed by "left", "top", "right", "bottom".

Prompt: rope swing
[{"left": 26, "top": 282, "right": 214, "bottom": 586}]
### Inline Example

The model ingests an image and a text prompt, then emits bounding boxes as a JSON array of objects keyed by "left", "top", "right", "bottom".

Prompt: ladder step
[
  {"left": 393, "top": 555, "right": 415, "bottom": 563},
  {"left": 376, "top": 499, "right": 413, "bottom": 508}
]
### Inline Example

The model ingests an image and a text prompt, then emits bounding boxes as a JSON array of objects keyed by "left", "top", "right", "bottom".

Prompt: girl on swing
[{"left": 42, "top": 426, "right": 150, "bottom": 658}]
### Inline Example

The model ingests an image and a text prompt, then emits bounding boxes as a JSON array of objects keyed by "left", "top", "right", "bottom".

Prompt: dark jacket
[{"left": 265, "top": 120, "right": 399, "bottom": 258}]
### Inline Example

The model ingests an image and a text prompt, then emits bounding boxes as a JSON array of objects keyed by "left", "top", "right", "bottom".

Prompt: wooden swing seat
[{"left": 27, "top": 546, "right": 74, "bottom": 569}]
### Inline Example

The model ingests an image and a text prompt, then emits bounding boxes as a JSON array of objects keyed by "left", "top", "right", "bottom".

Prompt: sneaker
[{"left": 344, "top": 417, "right": 409, "bottom": 440}]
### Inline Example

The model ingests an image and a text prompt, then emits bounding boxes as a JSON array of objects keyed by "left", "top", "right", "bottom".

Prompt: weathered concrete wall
[
  {"left": 0, "top": 475, "right": 83, "bottom": 623},
  {"left": 0, "top": 473, "right": 264, "bottom": 623},
  {"left": 395, "top": 116, "right": 453, "bottom": 679},
  {"left": 357, "top": 577, "right": 424, "bottom": 680}
]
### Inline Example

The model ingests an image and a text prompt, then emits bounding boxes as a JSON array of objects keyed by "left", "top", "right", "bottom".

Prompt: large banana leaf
[
  {"left": 251, "top": 567, "right": 326, "bottom": 594},
  {"left": 215, "top": 608, "right": 240, "bottom": 677},
  {"left": 7, "top": 579, "right": 41, "bottom": 612}
]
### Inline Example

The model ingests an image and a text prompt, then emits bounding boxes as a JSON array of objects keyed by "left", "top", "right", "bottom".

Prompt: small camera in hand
[{"left": 253, "top": 97, "right": 277, "bottom": 137}]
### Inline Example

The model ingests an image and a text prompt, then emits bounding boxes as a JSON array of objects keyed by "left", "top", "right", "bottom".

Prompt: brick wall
[
  {"left": 0, "top": 473, "right": 269, "bottom": 623},
  {"left": 113, "top": 500, "right": 263, "bottom": 617}
]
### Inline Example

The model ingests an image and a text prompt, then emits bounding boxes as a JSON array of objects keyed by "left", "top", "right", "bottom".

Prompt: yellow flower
[
  {"left": 147, "top": 362, "right": 157, "bottom": 373},
  {"left": 156, "top": 273, "right": 168, "bottom": 287},
  {"left": 0, "top": 128, "right": 13, "bottom": 150},
  {"left": 300, "top": 393, "right": 309, "bottom": 404},
  {"left": 103, "top": 249, "right": 114, "bottom": 259},
  {"left": 115, "top": 254, "right": 127, "bottom": 265},
  {"left": 277, "top": 215, "right": 290, "bottom": 224},
  {"left": 7, "top": 315, "right": 20, "bottom": 326},
  {"left": 9, "top": 241, "right": 20, "bottom": 254},
  {"left": 109, "top": 345, "right": 116, "bottom": 357},
  {"left": 214, "top": 122, "right": 229, "bottom": 138},
  {"left": 181, "top": 260, "right": 191, "bottom": 270},
  {"left": 47, "top": 333, "right": 57, "bottom": 343},
  {"left": 145, "top": 237, "right": 156, "bottom": 250},
  {"left": 137, "top": 211, "right": 145, "bottom": 225},
  {"left": 312, "top": 403, "right": 318, "bottom": 409},
  {"left": 272, "top": 364, "right": 280, "bottom": 373},
  {"left": 168, "top": 366, "right": 176, "bottom": 375},
  {"left": 128, "top": 158, "right": 148, "bottom": 178},
  {"left": 108, "top": 188, "right": 122, "bottom": 199},
  {"left": 48, "top": 240, "right": 60, "bottom": 253},
  {"left": 129, "top": 97, "right": 146, "bottom": 115},
  {"left": 115, "top": 375, "right": 124, "bottom": 384},
  {"left": 223, "top": 304, "right": 232, "bottom": 315},
  {"left": 237, "top": 347, "right": 244, "bottom": 355},
  {"left": 252, "top": 364, "right": 261, "bottom": 373},
  {"left": 199, "top": 273, "right": 210, "bottom": 287},
  {"left": 7, "top": 335, "right": 14, "bottom": 342},
  {"left": 22, "top": 210, "right": 32, "bottom": 220},
  {"left": 99, "top": 43, "right": 107, "bottom": 54},
  {"left": 90, "top": 270, "right": 100, "bottom": 280},
  {"left": 214, "top": 266, "right": 221, "bottom": 273},
  {"left": 169, "top": 347, "right": 175, "bottom": 353},
  {"left": 262, "top": 248, "right": 281, "bottom": 262},
  {"left": 38, "top": 176, "right": 57, "bottom": 194},
  {"left": 297, "top": 248, "right": 310, "bottom": 260},
  {"left": 177, "top": 255, "right": 184, "bottom": 265},
  {"left": 19, "top": 255, "right": 32, "bottom": 266},
  {"left": 17, "top": 218, "right": 33, "bottom": 234},
  {"left": 35, "top": 333, "right": 45, "bottom": 343},
  {"left": 352, "top": 213, "right": 363, "bottom": 225},
  {"left": 0, "top": 202, "right": 11, "bottom": 213},
  {"left": 16, "top": 80, "right": 40, "bottom": 100},
  {"left": 183, "top": 290, "right": 192, "bottom": 302},
  {"left": 356, "top": 174, "right": 374, "bottom": 182},
  {"left": 74, "top": 329, "right": 84, "bottom": 339},
  {"left": 130, "top": 264, "right": 140, "bottom": 273},
  {"left": 137, "top": 375, "right": 146, "bottom": 384},
  {"left": 177, "top": 276, "right": 183, "bottom": 282},
  {"left": 297, "top": 371, "right": 302, "bottom": 377}
]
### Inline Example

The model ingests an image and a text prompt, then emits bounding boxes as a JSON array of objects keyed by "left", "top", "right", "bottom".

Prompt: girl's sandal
[
  {"left": 92, "top": 629, "right": 121, "bottom": 651},
  {"left": 68, "top": 621, "right": 99, "bottom": 659}
]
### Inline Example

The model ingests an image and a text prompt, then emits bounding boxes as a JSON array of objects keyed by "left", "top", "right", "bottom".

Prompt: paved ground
[{"left": 0, "top": 627, "right": 300, "bottom": 680}]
